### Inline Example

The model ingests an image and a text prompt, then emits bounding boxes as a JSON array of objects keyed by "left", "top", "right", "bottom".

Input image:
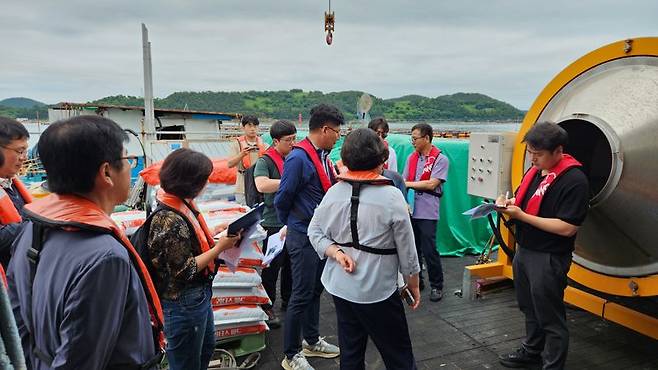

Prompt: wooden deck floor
[{"left": 249, "top": 256, "right": 658, "bottom": 369}]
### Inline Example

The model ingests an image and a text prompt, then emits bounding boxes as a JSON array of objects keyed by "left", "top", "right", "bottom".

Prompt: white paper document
[
  {"left": 262, "top": 230, "right": 286, "bottom": 267},
  {"left": 219, "top": 222, "right": 267, "bottom": 272},
  {"left": 462, "top": 203, "right": 503, "bottom": 220}
]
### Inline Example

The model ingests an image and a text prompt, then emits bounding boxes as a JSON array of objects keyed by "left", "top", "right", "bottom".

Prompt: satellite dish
[{"left": 357, "top": 93, "right": 372, "bottom": 122}]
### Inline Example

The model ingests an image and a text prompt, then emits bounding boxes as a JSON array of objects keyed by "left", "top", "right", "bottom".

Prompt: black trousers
[
  {"left": 333, "top": 293, "right": 416, "bottom": 370},
  {"left": 513, "top": 246, "right": 572, "bottom": 370},
  {"left": 261, "top": 226, "right": 292, "bottom": 310},
  {"left": 411, "top": 218, "right": 444, "bottom": 290}
]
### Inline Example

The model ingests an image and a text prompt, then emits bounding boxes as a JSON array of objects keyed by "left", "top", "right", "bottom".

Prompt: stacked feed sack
[{"left": 212, "top": 267, "right": 270, "bottom": 342}]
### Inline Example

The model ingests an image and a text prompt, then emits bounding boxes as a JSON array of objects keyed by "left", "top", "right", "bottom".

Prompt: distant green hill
[
  {"left": 0, "top": 97, "right": 48, "bottom": 120},
  {"left": 92, "top": 90, "right": 524, "bottom": 121},
  {"left": 0, "top": 97, "right": 47, "bottom": 109}
]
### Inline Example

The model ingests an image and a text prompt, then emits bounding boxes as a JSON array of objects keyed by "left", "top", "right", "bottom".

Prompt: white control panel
[{"left": 467, "top": 132, "right": 517, "bottom": 200}]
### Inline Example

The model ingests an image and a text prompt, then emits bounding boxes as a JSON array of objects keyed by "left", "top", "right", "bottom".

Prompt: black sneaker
[
  {"left": 430, "top": 288, "right": 443, "bottom": 302},
  {"left": 499, "top": 347, "right": 542, "bottom": 368},
  {"left": 264, "top": 308, "right": 281, "bottom": 329}
]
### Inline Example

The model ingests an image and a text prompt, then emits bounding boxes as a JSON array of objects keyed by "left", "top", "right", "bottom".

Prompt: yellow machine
[{"left": 463, "top": 37, "right": 658, "bottom": 339}]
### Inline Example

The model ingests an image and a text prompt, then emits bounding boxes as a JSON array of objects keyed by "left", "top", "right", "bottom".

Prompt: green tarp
[{"left": 262, "top": 132, "right": 492, "bottom": 256}]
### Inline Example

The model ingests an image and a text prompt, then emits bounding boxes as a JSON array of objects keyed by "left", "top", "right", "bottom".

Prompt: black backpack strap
[
  {"left": 261, "top": 155, "right": 279, "bottom": 208},
  {"left": 26, "top": 221, "right": 57, "bottom": 367},
  {"left": 337, "top": 181, "right": 397, "bottom": 256},
  {"left": 27, "top": 221, "right": 47, "bottom": 280}
]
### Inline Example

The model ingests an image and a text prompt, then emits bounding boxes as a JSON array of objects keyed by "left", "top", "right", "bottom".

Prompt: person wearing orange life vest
[
  {"left": 403, "top": 123, "right": 449, "bottom": 303},
  {"left": 7, "top": 116, "right": 164, "bottom": 369},
  {"left": 147, "top": 148, "right": 241, "bottom": 370},
  {"left": 0, "top": 117, "right": 31, "bottom": 270},
  {"left": 228, "top": 115, "right": 268, "bottom": 205},
  {"left": 309, "top": 129, "right": 421, "bottom": 370},
  {"left": 253, "top": 120, "right": 297, "bottom": 329},
  {"left": 497, "top": 122, "right": 589, "bottom": 370},
  {"left": 368, "top": 117, "right": 398, "bottom": 172}
]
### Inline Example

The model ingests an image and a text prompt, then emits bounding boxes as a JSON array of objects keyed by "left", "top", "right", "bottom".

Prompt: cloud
[{"left": 1, "top": 0, "right": 657, "bottom": 110}]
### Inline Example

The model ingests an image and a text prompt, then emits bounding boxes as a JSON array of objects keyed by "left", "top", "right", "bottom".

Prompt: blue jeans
[
  {"left": 283, "top": 229, "right": 325, "bottom": 358},
  {"left": 162, "top": 285, "right": 215, "bottom": 370}
]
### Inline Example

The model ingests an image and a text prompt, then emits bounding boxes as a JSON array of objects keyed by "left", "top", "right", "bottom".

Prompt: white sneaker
[
  {"left": 281, "top": 353, "right": 314, "bottom": 370},
  {"left": 302, "top": 337, "right": 340, "bottom": 358}
]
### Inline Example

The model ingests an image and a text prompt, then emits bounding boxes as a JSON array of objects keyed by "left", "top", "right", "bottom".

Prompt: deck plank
[{"left": 247, "top": 256, "right": 658, "bottom": 369}]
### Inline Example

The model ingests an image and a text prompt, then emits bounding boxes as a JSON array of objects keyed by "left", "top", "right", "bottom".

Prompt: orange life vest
[
  {"left": 156, "top": 190, "right": 216, "bottom": 274},
  {"left": 0, "top": 177, "right": 33, "bottom": 224},
  {"left": 0, "top": 265, "right": 6, "bottom": 288},
  {"left": 237, "top": 136, "right": 266, "bottom": 169},
  {"left": 23, "top": 194, "right": 165, "bottom": 349}
]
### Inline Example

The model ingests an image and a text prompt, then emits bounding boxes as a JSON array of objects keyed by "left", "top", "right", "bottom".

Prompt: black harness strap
[
  {"left": 337, "top": 180, "right": 397, "bottom": 256},
  {"left": 349, "top": 182, "right": 361, "bottom": 248}
]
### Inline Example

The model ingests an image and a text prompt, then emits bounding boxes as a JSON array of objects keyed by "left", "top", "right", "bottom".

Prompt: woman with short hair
[
  {"left": 148, "top": 148, "right": 240, "bottom": 370},
  {"left": 308, "top": 128, "right": 421, "bottom": 370}
]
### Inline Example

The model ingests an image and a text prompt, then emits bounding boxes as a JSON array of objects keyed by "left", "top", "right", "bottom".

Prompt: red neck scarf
[
  {"left": 382, "top": 140, "right": 389, "bottom": 170},
  {"left": 515, "top": 154, "right": 582, "bottom": 216},
  {"left": 263, "top": 146, "right": 285, "bottom": 176},
  {"left": 294, "top": 138, "right": 335, "bottom": 192},
  {"left": 406, "top": 145, "right": 441, "bottom": 181}
]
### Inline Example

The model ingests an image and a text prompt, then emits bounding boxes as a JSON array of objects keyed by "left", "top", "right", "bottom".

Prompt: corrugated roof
[{"left": 50, "top": 102, "right": 241, "bottom": 119}]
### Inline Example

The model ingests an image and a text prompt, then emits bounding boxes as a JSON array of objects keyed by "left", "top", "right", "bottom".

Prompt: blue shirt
[
  {"left": 382, "top": 169, "right": 407, "bottom": 197},
  {"left": 8, "top": 222, "right": 158, "bottom": 370},
  {"left": 274, "top": 146, "right": 334, "bottom": 234}
]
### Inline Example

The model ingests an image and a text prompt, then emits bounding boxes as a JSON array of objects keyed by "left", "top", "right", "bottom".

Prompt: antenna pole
[{"left": 142, "top": 23, "right": 156, "bottom": 151}]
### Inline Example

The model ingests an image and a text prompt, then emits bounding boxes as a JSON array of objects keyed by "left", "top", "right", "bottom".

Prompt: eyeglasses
[
  {"left": 375, "top": 130, "right": 388, "bottom": 139},
  {"left": 410, "top": 136, "right": 426, "bottom": 143},
  {"left": 115, "top": 156, "right": 140, "bottom": 169},
  {"left": 323, "top": 126, "right": 342, "bottom": 137},
  {"left": 279, "top": 135, "right": 296, "bottom": 143},
  {"left": 1, "top": 145, "right": 28, "bottom": 157}
]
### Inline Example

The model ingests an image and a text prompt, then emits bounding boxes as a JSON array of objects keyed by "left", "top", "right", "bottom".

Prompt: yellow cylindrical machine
[
  {"left": 465, "top": 37, "right": 658, "bottom": 340},
  {"left": 513, "top": 37, "right": 658, "bottom": 298}
]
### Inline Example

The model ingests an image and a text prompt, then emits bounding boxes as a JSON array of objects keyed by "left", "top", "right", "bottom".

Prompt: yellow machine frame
[{"left": 464, "top": 37, "right": 658, "bottom": 339}]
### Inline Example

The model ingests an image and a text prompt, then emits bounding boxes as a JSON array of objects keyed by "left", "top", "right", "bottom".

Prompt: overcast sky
[{"left": 1, "top": 0, "right": 656, "bottom": 109}]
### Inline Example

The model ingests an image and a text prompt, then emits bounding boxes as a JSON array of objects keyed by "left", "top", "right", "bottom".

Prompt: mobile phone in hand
[{"left": 400, "top": 287, "right": 416, "bottom": 306}]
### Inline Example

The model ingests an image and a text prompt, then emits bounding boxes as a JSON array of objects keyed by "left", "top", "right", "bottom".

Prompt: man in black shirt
[{"left": 497, "top": 122, "right": 589, "bottom": 370}]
